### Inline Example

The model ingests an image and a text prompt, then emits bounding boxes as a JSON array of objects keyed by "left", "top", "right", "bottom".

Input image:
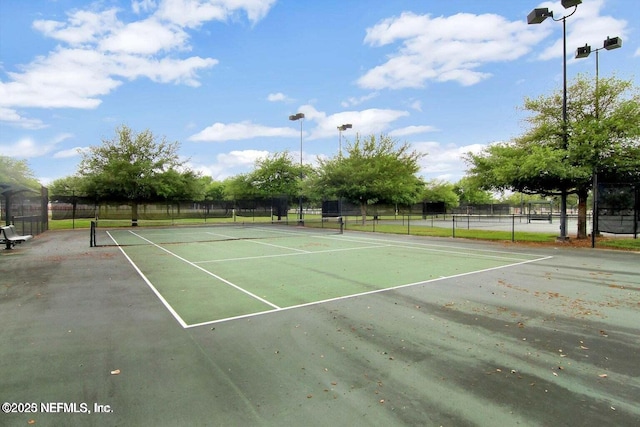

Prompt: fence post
[{"left": 452, "top": 215, "right": 456, "bottom": 238}]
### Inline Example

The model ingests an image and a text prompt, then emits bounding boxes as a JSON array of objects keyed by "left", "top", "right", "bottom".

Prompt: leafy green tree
[
  {"left": 249, "top": 152, "right": 305, "bottom": 200},
  {"left": 78, "top": 125, "right": 201, "bottom": 221},
  {"left": 155, "top": 169, "right": 204, "bottom": 201},
  {"left": 422, "top": 179, "right": 459, "bottom": 210},
  {"left": 201, "top": 177, "right": 226, "bottom": 201},
  {"left": 454, "top": 176, "right": 495, "bottom": 205},
  {"left": 222, "top": 174, "right": 257, "bottom": 201},
  {"left": 0, "top": 156, "right": 41, "bottom": 226},
  {"left": 499, "top": 192, "right": 543, "bottom": 209},
  {"left": 465, "top": 75, "right": 640, "bottom": 239},
  {"left": 0, "top": 155, "right": 40, "bottom": 189},
  {"left": 49, "top": 175, "right": 87, "bottom": 198},
  {"left": 313, "top": 134, "right": 425, "bottom": 223}
]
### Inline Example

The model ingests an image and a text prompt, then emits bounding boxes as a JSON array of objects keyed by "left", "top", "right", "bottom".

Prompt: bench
[
  {"left": 1, "top": 225, "right": 33, "bottom": 249},
  {"left": 528, "top": 213, "right": 552, "bottom": 223}
]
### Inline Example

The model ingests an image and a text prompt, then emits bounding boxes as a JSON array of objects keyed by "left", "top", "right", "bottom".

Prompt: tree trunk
[
  {"left": 576, "top": 189, "right": 588, "bottom": 239},
  {"left": 360, "top": 201, "right": 367, "bottom": 225}
]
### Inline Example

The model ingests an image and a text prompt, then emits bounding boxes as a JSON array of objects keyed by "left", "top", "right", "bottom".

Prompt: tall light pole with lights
[
  {"left": 576, "top": 36, "right": 623, "bottom": 247},
  {"left": 289, "top": 113, "right": 305, "bottom": 224},
  {"left": 527, "top": 0, "right": 581, "bottom": 241},
  {"left": 337, "top": 124, "right": 352, "bottom": 157}
]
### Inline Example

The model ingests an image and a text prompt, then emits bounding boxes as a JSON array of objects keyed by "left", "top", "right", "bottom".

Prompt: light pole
[
  {"left": 528, "top": 0, "right": 581, "bottom": 241},
  {"left": 289, "top": 112, "right": 305, "bottom": 224},
  {"left": 337, "top": 124, "right": 352, "bottom": 157},
  {"left": 576, "top": 36, "right": 623, "bottom": 247},
  {"left": 64, "top": 186, "right": 76, "bottom": 229}
]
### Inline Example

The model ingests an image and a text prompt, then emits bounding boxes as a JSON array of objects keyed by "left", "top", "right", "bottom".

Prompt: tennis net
[{"left": 89, "top": 217, "right": 343, "bottom": 247}]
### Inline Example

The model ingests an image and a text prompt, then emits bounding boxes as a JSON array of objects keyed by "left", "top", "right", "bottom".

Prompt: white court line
[
  {"left": 110, "top": 228, "right": 553, "bottom": 329},
  {"left": 243, "top": 239, "right": 311, "bottom": 253},
  {"left": 315, "top": 233, "right": 545, "bottom": 262},
  {"left": 124, "top": 230, "right": 281, "bottom": 310},
  {"left": 107, "top": 230, "right": 188, "bottom": 328},
  {"left": 185, "top": 255, "right": 553, "bottom": 329},
  {"left": 194, "top": 244, "right": 391, "bottom": 264},
  {"left": 384, "top": 244, "right": 529, "bottom": 263},
  {"left": 204, "top": 229, "right": 313, "bottom": 253}
]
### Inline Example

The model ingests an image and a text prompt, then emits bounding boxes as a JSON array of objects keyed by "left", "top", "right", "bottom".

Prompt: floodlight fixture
[
  {"left": 337, "top": 124, "right": 352, "bottom": 157},
  {"left": 289, "top": 113, "right": 305, "bottom": 121},
  {"left": 604, "top": 36, "right": 622, "bottom": 50},
  {"left": 561, "top": 0, "right": 582, "bottom": 9},
  {"left": 527, "top": 8, "right": 552, "bottom": 24},
  {"left": 575, "top": 44, "right": 591, "bottom": 59}
]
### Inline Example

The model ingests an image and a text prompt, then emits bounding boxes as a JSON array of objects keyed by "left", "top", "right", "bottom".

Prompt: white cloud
[
  {"left": 32, "top": 9, "right": 120, "bottom": 46},
  {"left": 189, "top": 149, "right": 269, "bottom": 179},
  {"left": 409, "top": 100, "right": 422, "bottom": 112},
  {"left": 53, "top": 146, "right": 87, "bottom": 159},
  {"left": 267, "top": 92, "right": 292, "bottom": 102},
  {"left": 1, "top": 138, "right": 52, "bottom": 158},
  {"left": 1, "top": 47, "right": 121, "bottom": 109},
  {"left": 187, "top": 105, "right": 412, "bottom": 148},
  {"left": 341, "top": 92, "right": 379, "bottom": 108},
  {"left": 188, "top": 121, "right": 299, "bottom": 142},
  {"left": 389, "top": 125, "right": 437, "bottom": 137},
  {"left": 3, "top": 0, "right": 275, "bottom": 118},
  {"left": 413, "top": 141, "right": 487, "bottom": 181},
  {"left": 110, "top": 53, "right": 217, "bottom": 87},
  {"left": 0, "top": 107, "right": 46, "bottom": 129},
  {"left": 155, "top": 0, "right": 276, "bottom": 28},
  {"left": 133, "top": 0, "right": 158, "bottom": 15},
  {"left": 359, "top": 11, "right": 548, "bottom": 89},
  {"left": 300, "top": 105, "right": 409, "bottom": 140},
  {"left": 0, "top": 133, "right": 74, "bottom": 159},
  {"left": 217, "top": 150, "right": 268, "bottom": 167},
  {"left": 99, "top": 18, "right": 189, "bottom": 55}
]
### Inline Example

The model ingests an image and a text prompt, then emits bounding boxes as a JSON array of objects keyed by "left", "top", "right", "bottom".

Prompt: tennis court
[
  {"left": 100, "top": 223, "right": 550, "bottom": 327},
  {"left": 1, "top": 226, "right": 639, "bottom": 426}
]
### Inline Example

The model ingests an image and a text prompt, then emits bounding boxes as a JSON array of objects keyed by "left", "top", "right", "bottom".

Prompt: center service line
[{"left": 129, "top": 231, "right": 281, "bottom": 311}]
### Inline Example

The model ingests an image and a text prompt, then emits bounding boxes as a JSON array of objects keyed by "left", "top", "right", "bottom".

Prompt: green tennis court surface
[{"left": 106, "top": 226, "right": 549, "bottom": 327}]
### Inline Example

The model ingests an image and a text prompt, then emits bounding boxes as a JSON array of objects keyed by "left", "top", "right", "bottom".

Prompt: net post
[{"left": 90, "top": 220, "right": 96, "bottom": 247}]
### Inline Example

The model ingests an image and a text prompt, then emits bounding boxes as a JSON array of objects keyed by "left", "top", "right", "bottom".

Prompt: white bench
[{"left": 1, "top": 225, "right": 33, "bottom": 249}]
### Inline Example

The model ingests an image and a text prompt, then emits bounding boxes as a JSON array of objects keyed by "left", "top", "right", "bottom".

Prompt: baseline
[
  {"left": 186, "top": 254, "right": 552, "bottom": 329},
  {"left": 318, "top": 233, "right": 545, "bottom": 262}
]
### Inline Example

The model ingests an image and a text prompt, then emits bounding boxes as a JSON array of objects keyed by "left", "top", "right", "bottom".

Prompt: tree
[
  {"left": 249, "top": 152, "right": 306, "bottom": 200},
  {"left": 0, "top": 156, "right": 41, "bottom": 226},
  {"left": 78, "top": 125, "right": 201, "bottom": 221},
  {"left": 201, "top": 177, "right": 226, "bottom": 201},
  {"left": 222, "top": 174, "right": 257, "bottom": 201},
  {"left": 422, "top": 179, "right": 459, "bottom": 210},
  {"left": 313, "top": 134, "right": 425, "bottom": 223},
  {"left": 454, "top": 177, "right": 495, "bottom": 205},
  {"left": 465, "top": 75, "right": 640, "bottom": 239},
  {"left": 0, "top": 156, "right": 40, "bottom": 189},
  {"left": 49, "top": 175, "right": 86, "bottom": 198}
]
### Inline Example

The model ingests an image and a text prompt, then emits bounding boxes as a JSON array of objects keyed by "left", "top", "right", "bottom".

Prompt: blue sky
[{"left": 1, "top": 0, "right": 638, "bottom": 186}]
